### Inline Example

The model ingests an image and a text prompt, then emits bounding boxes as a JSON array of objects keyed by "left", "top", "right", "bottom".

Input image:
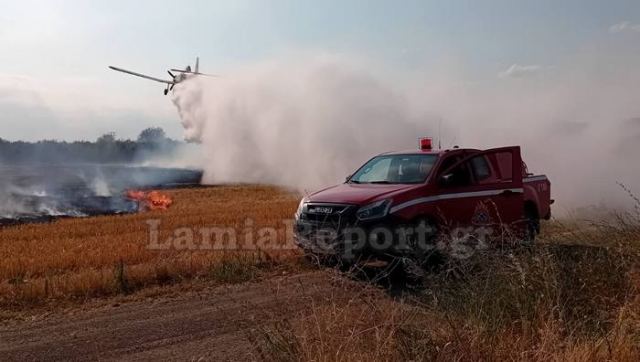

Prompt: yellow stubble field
[{"left": 0, "top": 185, "right": 302, "bottom": 307}]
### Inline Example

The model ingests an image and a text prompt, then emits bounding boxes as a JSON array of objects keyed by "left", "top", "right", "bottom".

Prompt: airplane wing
[
  {"left": 170, "top": 69, "right": 218, "bottom": 77},
  {"left": 109, "top": 66, "right": 174, "bottom": 84}
]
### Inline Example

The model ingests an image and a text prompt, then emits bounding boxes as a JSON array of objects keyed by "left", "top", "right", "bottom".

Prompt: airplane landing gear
[{"left": 164, "top": 88, "right": 168, "bottom": 95}]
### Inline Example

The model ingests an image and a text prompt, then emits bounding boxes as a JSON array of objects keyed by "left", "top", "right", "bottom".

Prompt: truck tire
[
  {"left": 524, "top": 207, "right": 539, "bottom": 243},
  {"left": 404, "top": 218, "right": 443, "bottom": 268}
]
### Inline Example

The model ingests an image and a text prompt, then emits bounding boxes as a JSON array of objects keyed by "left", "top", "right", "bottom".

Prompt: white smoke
[
  {"left": 91, "top": 176, "right": 111, "bottom": 197},
  {"left": 171, "top": 52, "right": 640, "bottom": 210},
  {"left": 0, "top": 188, "right": 30, "bottom": 218},
  {"left": 0, "top": 183, "right": 60, "bottom": 218},
  {"left": 172, "top": 56, "right": 429, "bottom": 192},
  {"left": 137, "top": 142, "right": 205, "bottom": 170}
]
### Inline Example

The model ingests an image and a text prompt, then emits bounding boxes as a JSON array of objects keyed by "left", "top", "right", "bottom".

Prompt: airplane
[{"left": 109, "top": 57, "right": 214, "bottom": 95}]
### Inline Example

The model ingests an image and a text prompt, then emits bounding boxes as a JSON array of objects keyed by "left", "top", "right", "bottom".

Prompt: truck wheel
[
  {"left": 404, "top": 218, "right": 442, "bottom": 267},
  {"left": 399, "top": 257, "right": 425, "bottom": 284},
  {"left": 524, "top": 208, "right": 539, "bottom": 243}
]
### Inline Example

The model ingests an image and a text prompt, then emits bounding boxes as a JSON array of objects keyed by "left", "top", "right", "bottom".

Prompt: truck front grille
[{"left": 299, "top": 203, "right": 357, "bottom": 231}]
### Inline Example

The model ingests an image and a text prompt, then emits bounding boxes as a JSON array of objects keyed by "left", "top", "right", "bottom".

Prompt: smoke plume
[
  {"left": 172, "top": 52, "right": 640, "bottom": 211},
  {"left": 172, "top": 57, "right": 428, "bottom": 192}
]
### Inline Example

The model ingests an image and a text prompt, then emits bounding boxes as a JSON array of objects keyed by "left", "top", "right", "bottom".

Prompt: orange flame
[{"left": 125, "top": 190, "right": 173, "bottom": 211}]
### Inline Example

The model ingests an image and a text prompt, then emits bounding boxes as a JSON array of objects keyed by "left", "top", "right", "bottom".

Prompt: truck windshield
[{"left": 349, "top": 154, "right": 438, "bottom": 184}]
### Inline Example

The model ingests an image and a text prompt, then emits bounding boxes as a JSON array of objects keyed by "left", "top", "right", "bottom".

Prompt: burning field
[
  {"left": 0, "top": 165, "right": 202, "bottom": 225},
  {"left": 0, "top": 185, "right": 302, "bottom": 311}
]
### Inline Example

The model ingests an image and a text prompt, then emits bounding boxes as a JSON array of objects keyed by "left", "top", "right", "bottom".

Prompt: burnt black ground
[{"left": 0, "top": 165, "right": 202, "bottom": 225}]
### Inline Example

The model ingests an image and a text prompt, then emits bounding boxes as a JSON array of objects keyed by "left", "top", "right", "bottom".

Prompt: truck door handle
[{"left": 500, "top": 189, "right": 515, "bottom": 196}]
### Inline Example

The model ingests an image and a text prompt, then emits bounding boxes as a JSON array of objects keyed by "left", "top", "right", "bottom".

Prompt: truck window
[
  {"left": 437, "top": 155, "right": 460, "bottom": 177},
  {"left": 355, "top": 157, "right": 392, "bottom": 183},
  {"left": 470, "top": 155, "right": 491, "bottom": 181},
  {"left": 441, "top": 161, "right": 473, "bottom": 188},
  {"left": 436, "top": 154, "right": 469, "bottom": 187},
  {"left": 350, "top": 154, "right": 438, "bottom": 184}
]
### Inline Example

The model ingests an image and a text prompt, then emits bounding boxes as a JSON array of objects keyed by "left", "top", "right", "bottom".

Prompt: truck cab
[{"left": 294, "top": 139, "right": 552, "bottom": 263}]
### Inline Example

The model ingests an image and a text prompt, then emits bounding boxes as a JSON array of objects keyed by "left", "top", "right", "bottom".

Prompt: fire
[
  {"left": 125, "top": 190, "right": 173, "bottom": 211},
  {"left": 126, "top": 190, "right": 146, "bottom": 200}
]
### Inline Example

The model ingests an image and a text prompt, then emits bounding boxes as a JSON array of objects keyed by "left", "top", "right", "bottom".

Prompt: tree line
[{"left": 0, "top": 128, "right": 182, "bottom": 165}]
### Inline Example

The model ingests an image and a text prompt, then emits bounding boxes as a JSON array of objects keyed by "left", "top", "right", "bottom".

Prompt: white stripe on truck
[{"left": 389, "top": 188, "right": 524, "bottom": 214}]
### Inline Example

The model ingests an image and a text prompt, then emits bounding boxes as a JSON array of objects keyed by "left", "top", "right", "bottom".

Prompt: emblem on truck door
[{"left": 472, "top": 202, "right": 492, "bottom": 225}]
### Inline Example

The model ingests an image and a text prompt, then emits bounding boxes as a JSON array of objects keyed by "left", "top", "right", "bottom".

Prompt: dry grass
[
  {"left": 253, "top": 213, "right": 640, "bottom": 361},
  {"left": 0, "top": 185, "right": 302, "bottom": 308}
]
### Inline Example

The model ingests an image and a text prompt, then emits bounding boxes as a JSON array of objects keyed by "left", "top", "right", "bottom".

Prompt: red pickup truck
[{"left": 294, "top": 139, "right": 552, "bottom": 266}]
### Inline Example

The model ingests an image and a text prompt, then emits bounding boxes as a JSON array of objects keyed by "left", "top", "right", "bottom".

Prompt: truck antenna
[{"left": 438, "top": 118, "right": 442, "bottom": 149}]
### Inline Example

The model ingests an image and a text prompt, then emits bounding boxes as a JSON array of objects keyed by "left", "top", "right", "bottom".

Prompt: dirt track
[{"left": 0, "top": 271, "right": 352, "bottom": 361}]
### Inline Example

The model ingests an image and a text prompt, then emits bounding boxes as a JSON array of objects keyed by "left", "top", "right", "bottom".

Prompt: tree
[
  {"left": 137, "top": 127, "right": 167, "bottom": 144},
  {"left": 96, "top": 132, "right": 117, "bottom": 144}
]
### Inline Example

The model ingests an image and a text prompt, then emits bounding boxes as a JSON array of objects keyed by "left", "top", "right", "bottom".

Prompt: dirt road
[{"left": 0, "top": 271, "right": 354, "bottom": 361}]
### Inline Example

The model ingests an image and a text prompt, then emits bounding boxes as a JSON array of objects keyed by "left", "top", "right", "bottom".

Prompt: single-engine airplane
[{"left": 109, "top": 57, "right": 214, "bottom": 95}]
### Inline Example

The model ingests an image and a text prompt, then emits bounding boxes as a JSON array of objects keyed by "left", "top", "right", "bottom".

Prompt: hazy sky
[{"left": 1, "top": 0, "right": 639, "bottom": 141}]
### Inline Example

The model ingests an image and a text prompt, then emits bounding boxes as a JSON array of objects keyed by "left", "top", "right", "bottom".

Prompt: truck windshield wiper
[
  {"left": 349, "top": 180, "right": 361, "bottom": 184},
  {"left": 369, "top": 181, "right": 393, "bottom": 184}
]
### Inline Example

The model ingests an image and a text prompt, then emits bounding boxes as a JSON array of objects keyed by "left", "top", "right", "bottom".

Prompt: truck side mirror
[
  {"left": 345, "top": 175, "right": 352, "bottom": 182},
  {"left": 439, "top": 173, "right": 454, "bottom": 187}
]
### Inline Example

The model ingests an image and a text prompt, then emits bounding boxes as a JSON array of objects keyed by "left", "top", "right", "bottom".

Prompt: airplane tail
[{"left": 169, "top": 57, "right": 215, "bottom": 77}]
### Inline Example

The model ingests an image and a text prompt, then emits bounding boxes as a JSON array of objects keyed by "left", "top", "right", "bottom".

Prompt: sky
[{"left": 1, "top": 0, "right": 639, "bottom": 141}]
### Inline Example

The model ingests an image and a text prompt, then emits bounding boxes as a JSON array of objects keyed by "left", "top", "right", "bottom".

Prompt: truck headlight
[
  {"left": 294, "top": 198, "right": 307, "bottom": 220},
  {"left": 356, "top": 199, "right": 391, "bottom": 221}
]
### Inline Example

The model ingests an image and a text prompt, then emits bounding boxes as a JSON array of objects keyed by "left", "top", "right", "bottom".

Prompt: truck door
[{"left": 435, "top": 146, "right": 524, "bottom": 236}]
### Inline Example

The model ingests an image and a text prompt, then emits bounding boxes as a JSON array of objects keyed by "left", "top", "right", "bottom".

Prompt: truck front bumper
[{"left": 294, "top": 216, "right": 436, "bottom": 262}]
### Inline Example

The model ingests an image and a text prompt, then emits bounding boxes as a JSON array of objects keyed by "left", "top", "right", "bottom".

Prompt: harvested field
[{"left": 0, "top": 185, "right": 302, "bottom": 310}]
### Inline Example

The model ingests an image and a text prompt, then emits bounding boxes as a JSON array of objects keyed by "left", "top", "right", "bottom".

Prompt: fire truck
[{"left": 294, "top": 138, "right": 552, "bottom": 266}]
